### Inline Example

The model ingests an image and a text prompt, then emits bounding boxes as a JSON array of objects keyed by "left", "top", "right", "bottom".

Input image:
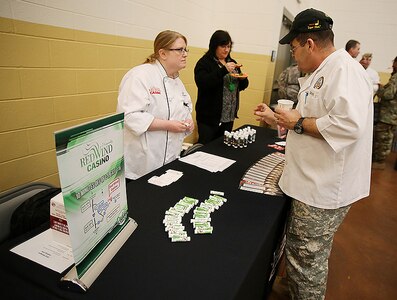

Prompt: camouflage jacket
[
  {"left": 277, "top": 65, "right": 301, "bottom": 103},
  {"left": 377, "top": 73, "right": 397, "bottom": 125}
]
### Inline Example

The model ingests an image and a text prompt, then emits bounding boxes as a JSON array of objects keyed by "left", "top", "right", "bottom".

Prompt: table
[{"left": 0, "top": 125, "right": 289, "bottom": 300}]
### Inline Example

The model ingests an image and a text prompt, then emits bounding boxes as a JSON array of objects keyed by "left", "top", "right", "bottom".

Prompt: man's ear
[{"left": 307, "top": 38, "right": 315, "bottom": 52}]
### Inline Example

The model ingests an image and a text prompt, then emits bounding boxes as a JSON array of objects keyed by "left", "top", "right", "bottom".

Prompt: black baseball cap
[{"left": 279, "top": 8, "right": 333, "bottom": 44}]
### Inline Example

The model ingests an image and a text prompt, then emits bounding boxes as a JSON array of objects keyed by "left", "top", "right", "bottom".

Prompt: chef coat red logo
[{"left": 149, "top": 87, "right": 161, "bottom": 95}]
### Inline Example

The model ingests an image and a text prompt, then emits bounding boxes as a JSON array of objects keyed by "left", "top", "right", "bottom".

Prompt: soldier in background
[
  {"left": 359, "top": 53, "right": 381, "bottom": 95},
  {"left": 359, "top": 53, "right": 382, "bottom": 124},
  {"left": 372, "top": 56, "right": 397, "bottom": 169},
  {"left": 277, "top": 62, "right": 302, "bottom": 104},
  {"left": 345, "top": 39, "right": 360, "bottom": 58}
]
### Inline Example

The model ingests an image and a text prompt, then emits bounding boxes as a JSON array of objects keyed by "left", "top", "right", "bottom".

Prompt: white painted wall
[
  {"left": 308, "top": 0, "right": 397, "bottom": 72},
  {"left": 0, "top": 0, "right": 395, "bottom": 72}
]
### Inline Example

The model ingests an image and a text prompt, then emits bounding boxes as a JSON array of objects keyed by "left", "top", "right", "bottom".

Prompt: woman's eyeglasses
[{"left": 168, "top": 48, "right": 189, "bottom": 54}]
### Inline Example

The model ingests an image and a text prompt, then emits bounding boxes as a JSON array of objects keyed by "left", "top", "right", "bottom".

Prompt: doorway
[{"left": 270, "top": 10, "right": 294, "bottom": 107}]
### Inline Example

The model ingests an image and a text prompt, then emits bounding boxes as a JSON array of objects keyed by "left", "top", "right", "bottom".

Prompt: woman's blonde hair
[{"left": 144, "top": 30, "right": 187, "bottom": 63}]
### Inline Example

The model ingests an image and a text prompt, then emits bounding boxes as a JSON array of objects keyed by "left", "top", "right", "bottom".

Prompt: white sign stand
[
  {"left": 55, "top": 113, "right": 136, "bottom": 292},
  {"left": 60, "top": 218, "right": 137, "bottom": 292}
]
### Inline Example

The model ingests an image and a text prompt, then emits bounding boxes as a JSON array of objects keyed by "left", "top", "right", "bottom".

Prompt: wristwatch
[{"left": 294, "top": 117, "right": 305, "bottom": 134}]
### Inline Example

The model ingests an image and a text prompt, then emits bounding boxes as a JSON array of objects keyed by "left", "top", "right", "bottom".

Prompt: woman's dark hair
[{"left": 206, "top": 30, "right": 233, "bottom": 59}]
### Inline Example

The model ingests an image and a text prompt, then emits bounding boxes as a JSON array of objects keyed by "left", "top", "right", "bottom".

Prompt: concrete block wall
[
  {"left": 0, "top": 0, "right": 284, "bottom": 192},
  {"left": 0, "top": 17, "right": 155, "bottom": 191}
]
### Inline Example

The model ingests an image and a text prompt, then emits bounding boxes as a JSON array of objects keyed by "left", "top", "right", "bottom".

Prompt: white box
[{"left": 50, "top": 192, "right": 70, "bottom": 246}]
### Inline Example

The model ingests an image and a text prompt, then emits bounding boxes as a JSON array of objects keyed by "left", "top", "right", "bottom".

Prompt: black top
[{"left": 194, "top": 54, "right": 249, "bottom": 125}]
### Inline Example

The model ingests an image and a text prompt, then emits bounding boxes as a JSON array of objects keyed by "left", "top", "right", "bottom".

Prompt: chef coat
[
  {"left": 279, "top": 49, "right": 373, "bottom": 209},
  {"left": 366, "top": 67, "right": 380, "bottom": 94},
  {"left": 117, "top": 60, "right": 192, "bottom": 179}
]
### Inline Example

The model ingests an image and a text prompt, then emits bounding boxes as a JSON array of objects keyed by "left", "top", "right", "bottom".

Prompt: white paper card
[
  {"left": 10, "top": 229, "right": 74, "bottom": 273},
  {"left": 148, "top": 169, "right": 183, "bottom": 186},
  {"left": 179, "top": 151, "right": 235, "bottom": 172}
]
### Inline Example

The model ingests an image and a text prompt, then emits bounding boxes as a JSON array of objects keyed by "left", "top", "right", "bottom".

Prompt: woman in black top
[{"left": 194, "top": 30, "right": 249, "bottom": 144}]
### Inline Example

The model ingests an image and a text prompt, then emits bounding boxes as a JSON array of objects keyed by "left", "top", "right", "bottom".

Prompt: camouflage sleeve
[
  {"left": 286, "top": 85, "right": 299, "bottom": 101},
  {"left": 378, "top": 73, "right": 397, "bottom": 100},
  {"left": 278, "top": 69, "right": 288, "bottom": 99}
]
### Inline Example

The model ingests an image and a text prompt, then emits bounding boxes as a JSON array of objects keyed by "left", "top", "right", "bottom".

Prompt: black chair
[
  {"left": 180, "top": 143, "right": 204, "bottom": 157},
  {"left": 0, "top": 182, "right": 56, "bottom": 243}
]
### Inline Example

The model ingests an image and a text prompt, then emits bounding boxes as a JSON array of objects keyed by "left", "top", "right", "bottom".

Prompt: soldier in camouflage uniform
[
  {"left": 255, "top": 8, "right": 373, "bottom": 300},
  {"left": 286, "top": 200, "right": 350, "bottom": 299},
  {"left": 278, "top": 63, "right": 302, "bottom": 104},
  {"left": 372, "top": 56, "right": 397, "bottom": 169}
]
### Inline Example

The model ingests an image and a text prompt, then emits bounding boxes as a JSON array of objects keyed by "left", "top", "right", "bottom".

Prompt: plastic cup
[
  {"left": 277, "top": 99, "right": 294, "bottom": 110},
  {"left": 276, "top": 99, "right": 293, "bottom": 139}
]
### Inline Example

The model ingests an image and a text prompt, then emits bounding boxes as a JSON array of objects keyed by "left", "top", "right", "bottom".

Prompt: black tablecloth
[{"left": 0, "top": 125, "right": 289, "bottom": 300}]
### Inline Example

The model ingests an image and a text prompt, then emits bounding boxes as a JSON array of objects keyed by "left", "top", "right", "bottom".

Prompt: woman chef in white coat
[{"left": 117, "top": 30, "right": 194, "bottom": 180}]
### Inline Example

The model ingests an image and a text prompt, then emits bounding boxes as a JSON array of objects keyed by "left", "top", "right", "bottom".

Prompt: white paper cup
[{"left": 277, "top": 99, "right": 294, "bottom": 110}]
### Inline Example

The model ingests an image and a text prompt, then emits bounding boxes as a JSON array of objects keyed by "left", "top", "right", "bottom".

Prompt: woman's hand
[
  {"left": 225, "top": 62, "right": 237, "bottom": 73},
  {"left": 182, "top": 119, "right": 194, "bottom": 134},
  {"left": 148, "top": 118, "right": 193, "bottom": 133},
  {"left": 166, "top": 120, "right": 193, "bottom": 133}
]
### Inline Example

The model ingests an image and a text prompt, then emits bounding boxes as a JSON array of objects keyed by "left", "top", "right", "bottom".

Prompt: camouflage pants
[
  {"left": 285, "top": 199, "right": 351, "bottom": 300},
  {"left": 373, "top": 122, "right": 397, "bottom": 163}
]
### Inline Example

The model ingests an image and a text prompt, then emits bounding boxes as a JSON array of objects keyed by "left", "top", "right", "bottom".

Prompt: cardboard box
[{"left": 50, "top": 192, "right": 70, "bottom": 246}]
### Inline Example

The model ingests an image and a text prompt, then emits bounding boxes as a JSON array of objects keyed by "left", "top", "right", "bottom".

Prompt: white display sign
[{"left": 55, "top": 113, "right": 129, "bottom": 278}]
